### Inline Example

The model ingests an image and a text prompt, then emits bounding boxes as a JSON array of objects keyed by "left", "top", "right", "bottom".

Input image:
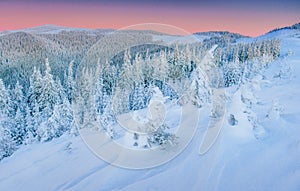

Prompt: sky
[{"left": 0, "top": 0, "right": 299, "bottom": 36}]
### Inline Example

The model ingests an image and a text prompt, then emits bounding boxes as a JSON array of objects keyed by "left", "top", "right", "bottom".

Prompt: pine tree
[
  {"left": 132, "top": 53, "right": 143, "bottom": 86},
  {"left": 119, "top": 49, "right": 133, "bottom": 89},
  {"left": 25, "top": 105, "right": 36, "bottom": 144},
  {"left": 100, "top": 98, "right": 115, "bottom": 138},
  {"left": 66, "top": 60, "right": 76, "bottom": 103},
  {"left": 169, "top": 44, "right": 182, "bottom": 81},
  {"left": 13, "top": 108, "right": 26, "bottom": 145},
  {"left": 112, "top": 86, "right": 129, "bottom": 114},
  {"left": 27, "top": 67, "right": 43, "bottom": 111},
  {"left": 143, "top": 49, "right": 154, "bottom": 83},
  {"left": 0, "top": 112, "right": 16, "bottom": 160},
  {"left": 131, "top": 84, "right": 145, "bottom": 110},
  {"left": 37, "top": 98, "right": 74, "bottom": 142},
  {"left": 26, "top": 59, "right": 60, "bottom": 141},
  {"left": 0, "top": 78, "right": 13, "bottom": 117},
  {"left": 182, "top": 44, "right": 192, "bottom": 78},
  {"left": 191, "top": 67, "right": 211, "bottom": 108},
  {"left": 11, "top": 81, "right": 26, "bottom": 116},
  {"left": 154, "top": 50, "right": 168, "bottom": 82},
  {"left": 95, "top": 74, "right": 104, "bottom": 115},
  {"left": 39, "top": 58, "right": 59, "bottom": 112},
  {"left": 53, "top": 98, "right": 74, "bottom": 137},
  {"left": 0, "top": 94, "right": 16, "bottom": 159},
  {"left": 55, "top": 77, "right": 66, "bottom": 104},
  {"left": 76, "top": 67, "right": 96, "bottom": 126}
]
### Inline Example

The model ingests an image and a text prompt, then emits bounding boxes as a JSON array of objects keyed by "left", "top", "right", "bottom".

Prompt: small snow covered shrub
[
  {"left": 147, "top": 124, "right": 177, "bottom": 148},
  {"left": 228, "top": 114, "right": 238, "bottom": 126}
]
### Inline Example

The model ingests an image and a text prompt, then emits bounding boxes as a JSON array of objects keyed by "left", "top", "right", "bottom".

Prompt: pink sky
[{"left": 0, "top": 2, "right": 299, "bottom": 36}]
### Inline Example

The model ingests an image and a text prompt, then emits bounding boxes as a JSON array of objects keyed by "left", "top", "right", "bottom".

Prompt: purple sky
[{"left": 0, "top": 0, "right": 299, "bottom": 36}]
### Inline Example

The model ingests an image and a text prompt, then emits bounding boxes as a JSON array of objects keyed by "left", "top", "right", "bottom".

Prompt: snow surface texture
[{"left": 1, "top": 29, "right": 300, "bottom": 191}]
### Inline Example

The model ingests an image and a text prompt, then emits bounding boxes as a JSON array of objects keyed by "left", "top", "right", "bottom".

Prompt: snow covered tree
[
  {"left": 25, "top": 105, "right": 36, "bottom": 144},
  {"left": 142, "top": 49, "right": 154, "bottom": 83},
  {"left": 55, "top": 77, "right": 66, "bottom": 104},
  {"left": 153, "top": 50, "right": 168, "bottom": 82},
  {"left": 0, "top": 113, "right": 16, "bottom": 160},
  {"left": 0, "top": 79, "right": 18, "bottom": 155},
  {"left": 130, "top": 84, "right": 146, "bottom": 110},
  {"left": 0, "top": 78, "right": 13, "bottom": 117},
  {"left": 223, "top": 60, "right": 242, "bottom": 87},
  {"left": 66, "top": 60, "right": 76, "bottom": 103},
  {"left": 52, "top": 98, "right": 74, "bottom": 136},
  {"left": 37, "top": 98, "right": 73, "bottom": 142},
  {"left": 27, "top": 67, "right": 43, "bottom": 109},
  {"left": 168, "top": 44, "right": 182, "bottom": 81},
  {"left": 13, "top": 108, "right": 26, "bottom": 145},
  {"left": 192, "top": 77, "right": 211, "bottom": 108},
  {"left": 75, "top": 67, "right": 96, "bottom": 127},
  {"left": 112, "top": 86, "right": 130, "bottom": 114},
  {"left": 26, "top": 59, "right": 61, "bottom": 141},
  {"left": 131, "top": 53, "right": 143, "bottom": 86},
  {"left": 147, "top": 124, "right": 177, "bottom": 148},
  {"left": 119, "top": 49, "right": 133, "bottom": 89},
  {"left": 39, "top": 58, "right": 59, "bottom": 112},
  {"left": 182, "top": 44, "right": 193, "bottom": 78},
  {"left": 11, "top": 81, "right": 26, "bottom": 116}
]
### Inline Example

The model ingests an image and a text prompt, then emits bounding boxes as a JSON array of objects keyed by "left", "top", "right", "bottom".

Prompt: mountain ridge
[{"left": 2, "top": 22, "right": 299, "bottom": 37}]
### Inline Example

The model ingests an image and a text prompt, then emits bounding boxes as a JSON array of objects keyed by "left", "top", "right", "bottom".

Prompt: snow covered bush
[{"left": 147, "top": 124, "right": 177, "bottom": 148}]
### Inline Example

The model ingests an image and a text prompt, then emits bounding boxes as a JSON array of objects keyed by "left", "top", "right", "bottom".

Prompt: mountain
[
  {"left": 193, "top": 31, "right": 248, "bottom": 38},
  {"left": 0, "top": 25, "right": 172, "bottom": 87},
  {"left": 0, "top": 23, "right": 299, "bottom": 191},
  {"left": 267, "top": 22, "right": 300, "bottom": 34},
  {"left": 0, "top": 25, "right": 110, "bottom": 87}
]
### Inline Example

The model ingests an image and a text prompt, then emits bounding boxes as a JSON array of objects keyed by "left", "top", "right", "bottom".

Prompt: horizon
[
  {"left": 2, "top": 21, "right": 300, "bottom": 37},
  {"left": 0, "top": 0, "right": 300, "bottom": 37}
]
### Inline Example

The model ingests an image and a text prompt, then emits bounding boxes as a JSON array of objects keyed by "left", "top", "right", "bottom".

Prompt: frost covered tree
[
  {"left": 11, "top": 81, "right": 26, "bottom": 116},
  {"left": 39, "top": 58, "right": 59, "bottom": 112},
  {"left": 147, "top": 124, "right": 177, "bottom": 148},
  {"left": 153, "top": 50, "right": 168, "bottom": 82},
  {"left": 182, "top": 44, "right": 193, "bottom": 78},
  {"left": 112, "top": 86, "right": 130, "bottom": 114},
  {"left": 192, "top": 78, "right": 211, "bottom": 108},
  {"left": 75, "top": 67, "right": 97, "bottom": 127},
  {"left": 12, "top": 108, "right": 26, "bottom": 145},
  {"left": 130, "top": 84, "right": 145, "bottom": 110},
  {"left": 168, "top": 44, "right": 182, "bottom": 81},
  {"left": 0, "top": 79, "right": 13, "bottom": 117},
  {"left": 0, "top": 80, "right": 16, "bottom": 158},
  {"left": 0, "top": 112, "right": 16, "bottom": 160},
  {"left": 25, "top": 105, "right": 36, "bottom": 144},
  {"left": 26, "top": 59, "right": 61, "bottom": 140},
  {"left": 119, "top": 49, "right": 133, "bottom": 89},
  {"left": 223, "top": 60, "right": 242, "bottom": 87},
  {"left": 66, "top": 60, "right": 76, "bottom": 103},
  {"left": 37, "top": 98, "right": 73, "bottom": 142},
  {"left": 131, "top": 53, "right": 143, "bottom": 86},
  {"left": 142, "top": 49, "right": 154, "bottom": 83},
  {"left": 95, "top": 74, "right": 105, "bottom": 115}
]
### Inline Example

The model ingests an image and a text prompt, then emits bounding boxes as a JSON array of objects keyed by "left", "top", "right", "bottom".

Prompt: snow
[
  {"left": 153, "top": 34, "right": 207, "bottom": 44},
  {"left": 1, "top": 29, "right": 300, "bottom": 190},
  {"left": 9, "top": 25, "right": 114, "bottom": 35}
]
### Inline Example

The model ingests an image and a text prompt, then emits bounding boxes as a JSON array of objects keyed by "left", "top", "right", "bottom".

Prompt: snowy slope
[
  {"left": 10, "top": 25, "right": 114, "bottom": 35},
  {"left": 1, "top": 30, "right": 300, "bottom": 191}
]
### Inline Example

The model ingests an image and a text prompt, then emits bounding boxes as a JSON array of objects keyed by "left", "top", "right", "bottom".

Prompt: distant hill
[
  {"left": 267, "top": 22, "right": 300, "bottom": 34},
  {"left": 193, "top": 31, "right": 248, "bottom": 39},
  {"left": 0, "top": 25, "right": 164, "bottom": 87},
  {"left": 193, "top": 31, "right": 248, "bottom": 47}
]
